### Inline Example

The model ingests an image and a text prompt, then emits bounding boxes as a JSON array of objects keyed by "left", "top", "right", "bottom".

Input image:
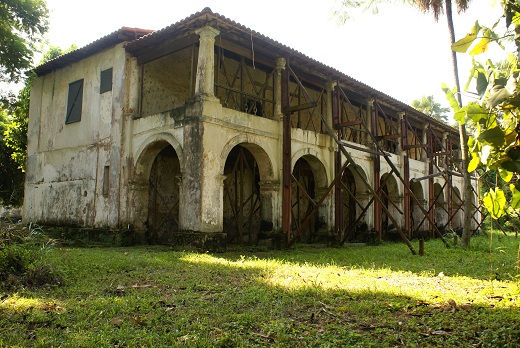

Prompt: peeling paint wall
[
  {"left": 24, "top": 44, "right": 127, "bottom": 228},
  {"left": 24, "top": 22, "right": 476, "bottom": 243},
  {"left": 141, "top": 47, "right": 194, "bottom": 116}
]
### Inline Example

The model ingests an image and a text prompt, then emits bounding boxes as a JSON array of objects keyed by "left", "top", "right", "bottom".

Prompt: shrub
[{"left": 0, "top": 222, "right": 62, "bottom": 290}]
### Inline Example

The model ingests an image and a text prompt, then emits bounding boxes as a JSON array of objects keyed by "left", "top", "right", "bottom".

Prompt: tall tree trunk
[{"left": 446, "top": 0, "right": 473, "bottom": 247}]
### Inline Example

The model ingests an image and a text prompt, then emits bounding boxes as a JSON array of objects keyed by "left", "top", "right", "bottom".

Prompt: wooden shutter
[
  {"left": 100, "top": 68, "right": 113, "bottom": 94},
  {"left": 66, "top": 79, "right": 83, "bottom": 124}
]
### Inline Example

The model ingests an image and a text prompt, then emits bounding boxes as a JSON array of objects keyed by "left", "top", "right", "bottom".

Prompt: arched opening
[
  {"left": 223, "top": 145, "right": 261, "bottom": 244},
  {"left": 451, "top": 187, "right": 463, "bottom": 230},
  {"left": 433, "top": 182, "right": 447, "bottom": 230},
  {"left": 291, "top": 155, "right": 328, "bottom": 242},
  {"left": 340, "top": 165, "right": 369, "bottom": 242},
  {"left": 147, "top": 145, "right": 181, "bottom": 244},
  {"left": 410, "top": 180, "right": 425, "bottom": 236},
  {"left": 341, "top": 168, "right": 357, "bottom": 239},
  {"left": 380, "top": 172, "right": 399, "bottom": 239}
]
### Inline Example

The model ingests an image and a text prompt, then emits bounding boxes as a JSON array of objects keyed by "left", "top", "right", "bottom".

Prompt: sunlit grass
[{"left": 1, "top": 233, "right": 519, "bottom": 347}]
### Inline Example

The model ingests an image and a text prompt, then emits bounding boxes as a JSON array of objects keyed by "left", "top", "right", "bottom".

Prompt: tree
[
  {"left": 1, "top": 45, "right": 76, "bottom": 207},
  {"left": 0, "top": 107, "right": 24, "bottom": 206},
  {"left": 448, "top": 1, "right": 520, "bottom": 221},
  {"left": 0, "top": 0, "right": 49, "bottom": 83},
  {"left": 410, "top": 95, "right": 450, "bottom": 122}
]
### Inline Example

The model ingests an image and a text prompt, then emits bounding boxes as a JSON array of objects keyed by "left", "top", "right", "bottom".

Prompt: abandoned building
[{"left": 24, "top": 8, "right": 480, "bottom": 250}]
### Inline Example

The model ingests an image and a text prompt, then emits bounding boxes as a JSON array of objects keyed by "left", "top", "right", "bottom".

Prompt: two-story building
[{"left": 24, "top": 8, "right": 478, "bottom": 249}]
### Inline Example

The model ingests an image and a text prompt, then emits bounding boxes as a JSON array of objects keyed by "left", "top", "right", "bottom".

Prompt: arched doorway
[
  {"left": 341, "top": 168, "right": 357, "bottom": 240},
  {"left": 223, "top": 145, "right": 261, "bottom": 244},
  {"left": 410, "top": 180, "right": 425, "bottom": 236},
  {"left": 147, "top": 145, "right": 181, "bottom": 244},
  {"left": 340, "top": 165, "right": 369, "bottom": 242},
  {"left": 291, "top": 155, "right": 328, "bottom": 242},
  {"left": 433, "top": 182, "right": 447, "bottom": 229},
  {"left": 380, "top": 172, "right": 399, "bottom": 239},
  {"left": 451, "top": 187, "right": 463, "bottom": 230}
]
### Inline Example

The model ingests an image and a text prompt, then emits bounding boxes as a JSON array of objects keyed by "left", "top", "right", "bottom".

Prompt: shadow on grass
[{"left": 1, "top": 245, "right": 519, "bottom": 347}]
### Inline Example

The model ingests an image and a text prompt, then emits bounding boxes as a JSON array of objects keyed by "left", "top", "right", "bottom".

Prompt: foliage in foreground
[
  {"left": 0, "top": 222, "right": 62, "bottom": 289},
  {"left": 0, "top": 232, "right": 519, "bottom": 347},
  {"left": 447, "top": 1, "right": 520, "bottom": 220}
]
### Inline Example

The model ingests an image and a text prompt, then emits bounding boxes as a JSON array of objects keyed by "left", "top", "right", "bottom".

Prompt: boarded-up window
[
  {"left": 100, "top": 68, "right": 113, "bottom": 94},
  {"left": 66, "top": 79, "right": 83, "bottom": 124},
  {"left": 102, "top": 165, "right": 110, "bottom": 196}
]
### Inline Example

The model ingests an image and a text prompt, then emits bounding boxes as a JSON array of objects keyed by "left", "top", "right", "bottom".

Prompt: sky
[{"left": 41, "top": 0, "right": 506, "bottom": 110}]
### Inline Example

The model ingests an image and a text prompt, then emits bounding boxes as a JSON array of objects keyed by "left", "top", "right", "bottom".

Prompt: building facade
[{"left": 24, "top": 8, "right": 478, "bottom": 248}]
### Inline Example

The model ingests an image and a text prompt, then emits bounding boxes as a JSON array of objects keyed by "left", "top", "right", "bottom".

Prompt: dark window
[
  {"left": 102, "top": 166, "right": 110, "bottom": 196},
  {"left": 100, "top": 68, "right": 113, "bottom": 94},
  {"left": 66, "top": 79, "right": 83, "bottom": 124}
]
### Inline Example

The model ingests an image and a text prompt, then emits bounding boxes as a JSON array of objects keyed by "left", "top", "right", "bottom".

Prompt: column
[
  {"left": 194, "top": 26, "right": 220, "bottom": 99},
  {"left": 259, "top": 181, "right": 280, "bottom": 231},
  {"left": 274, "top": 58, "right": 286, "bottom": 120}
]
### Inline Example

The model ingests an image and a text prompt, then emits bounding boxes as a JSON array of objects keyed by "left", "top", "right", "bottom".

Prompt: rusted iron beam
[
  {"left": 411, "top": 171, "right": 446, "bottom": 182},
  {"left": 403, "top": 144, "right": 428, "bottom": 149},
  {"left": 285, "top": 102, "right": 317, "bottom": 114},
  {"left": 282, "top": 61, "right": 291, "bottom": 241},
  {"left": 337, "top": 119, "right": 363, "bottom": 127},
  {"left": 334, "top": 150, "right": 342, "bottom": 237},
  {"left": 287, "top": 160, "right": 350, "bottom": 247},
  {"left": 340, "top": 141, "right": 389, "bottom": 156},
  {"left": 287, "top": 71, "right": 416, "bottom": 254}
]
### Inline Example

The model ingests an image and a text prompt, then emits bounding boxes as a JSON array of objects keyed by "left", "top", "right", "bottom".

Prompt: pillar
[
  {"left": 259, "top": 180, "right": 280, "bottom": 231},
  {"left": 399, "top": 112, "right": 410, "bottom": 235},
  {"left": 194, "top": 26, "right": 220, "bottom": 99},
  {"left": 274, "top": 58, "right": 286, "bottom": 120},
  {"left": 316, "top": 187, "right": 333, "bottom": 236}
]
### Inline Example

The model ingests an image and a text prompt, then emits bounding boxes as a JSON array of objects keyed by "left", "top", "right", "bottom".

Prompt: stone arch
[
  {"left": 451, "top": 186, "right": 463, "bottom": 230},
  {"left": 409, "top": 180, "right": 425, "bottom": 234},
  {"left": 341, "top": 165, "right": 369, "bottom": 241},
  {"left": 380, "top": 172, "right": 400, "bottom": 237},
  {"left": 220, "top": 135, "right": 274, "bottom": 181},
  {"left": 131, "top": 134, "right": 183, "bottom": 239},
  {"left": 221, "top": 140, "right": 275, "bottom": 244},
  {"left": 433, "top": 182, "right": 447, "bottom": 229},
  {"left": 291, "top": 148, "right": 328, "bottom": 188},
  {"left": 134, "top": 133, "right": 183, "bottom": 183},
  {"left": 291, "top": 153, "right": 329, "bottom": 242}
]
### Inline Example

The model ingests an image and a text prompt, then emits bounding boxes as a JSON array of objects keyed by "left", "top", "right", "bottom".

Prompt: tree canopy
[
  {"left": 410, "top": 95, "right": 450, "bottom": 122},
  {"left": 0, "top": 0, "right": 49, "bottom": 83},
  {"left": 0, "top": 45, "right": 75, "bottom": 207}
]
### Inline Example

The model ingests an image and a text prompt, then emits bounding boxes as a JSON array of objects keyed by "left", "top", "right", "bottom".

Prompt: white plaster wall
[{"left": 24, "top": 44, "right": 128, "bottom": 227}]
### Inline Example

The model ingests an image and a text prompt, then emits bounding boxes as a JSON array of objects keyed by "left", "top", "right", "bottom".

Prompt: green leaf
[
  {"left": 452, "top": 21, "right": 481, "bottom": 53},
  {"left": 476, "top": 71, "right": 489, "bottom": 98},
  {"left": 502, "top": 149, "right": 520, "bottom": 172},
  {"left": 482, "top": 187, "right": 506, "bottom": 219},
  {"left": 442, "top": 83, "right": 460, "bottom": 111},
  {"left": 499, "top": 168, "right": 513, "bottom": 183},
  {"left": 465, "top": 103, "right": 489, "bottom": 123},
  {"left": 510, "top": 184, "right": 520, "bottom": 210},
  {"left": 477, "top": 126, "right": 505, "bottom": 147},
  {"left": 469, "top": 37, "right": 491, "bottom": 55},
  {"left": 454, "top": 109, "right": 466, "bottom": 124},
  {"left": 468, "top": 152, "right": 480, "bottom": 172}
]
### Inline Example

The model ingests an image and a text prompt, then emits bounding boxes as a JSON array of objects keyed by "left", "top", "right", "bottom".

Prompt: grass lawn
[{"left": 1, "top": 232, "right": 519, "bottom": 347}]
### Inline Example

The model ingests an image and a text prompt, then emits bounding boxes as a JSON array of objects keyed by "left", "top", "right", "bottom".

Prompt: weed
[{"left": 0, "top": 222, "right": 62, "bottom": 290}]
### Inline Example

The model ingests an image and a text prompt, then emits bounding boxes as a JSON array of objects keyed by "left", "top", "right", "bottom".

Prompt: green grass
[{"left": 1, "top": 233, "right": 519, "bottom": 347}]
